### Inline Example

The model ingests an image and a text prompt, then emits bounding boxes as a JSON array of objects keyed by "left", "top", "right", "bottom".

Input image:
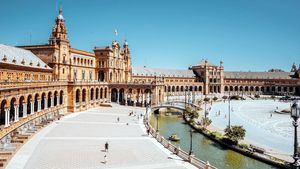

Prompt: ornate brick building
[{"left": 0, "top": 8, "right": 300, "bottom": 134}]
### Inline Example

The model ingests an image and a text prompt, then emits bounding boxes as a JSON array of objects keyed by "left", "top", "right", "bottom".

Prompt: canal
[{"left": 150, "top": 114, "right": 277, "bottom": 169}]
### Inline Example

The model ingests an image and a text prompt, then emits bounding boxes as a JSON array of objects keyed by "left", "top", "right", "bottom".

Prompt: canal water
[{"left": 150, "top": 114, "right": 277, "bottom": 169}]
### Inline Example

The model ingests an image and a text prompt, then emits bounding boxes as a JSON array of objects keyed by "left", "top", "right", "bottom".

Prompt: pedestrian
[
  {"left": 103, "top": 154, "right": 108, "bottom": 164},
  {"left": 147, "top": 128, "right": 150, "bottom": 135},
  {"left": 117, "top": 117, "right": 120, "bottom": 122},
  {"left": 105, "top": 142, "right": 109, "bottom": 152},
  {"left": 270, "top": 113, "right": 272, "bottom": 118}
]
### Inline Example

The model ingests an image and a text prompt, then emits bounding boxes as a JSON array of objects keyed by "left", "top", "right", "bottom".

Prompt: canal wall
[{"left": 183, "top": 115, "right": 291, "bottom": 169}]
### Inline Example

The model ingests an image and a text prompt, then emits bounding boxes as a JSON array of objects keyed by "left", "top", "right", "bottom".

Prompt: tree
[
  {"left": 254, "top": 94, "right": 260, "bottom": 99},
  {"left": 185, "top": 107, "right": 199, "bottom": 122},
  {"left": 224, "top": 125, "right": 246, "bottom": 143},
  {"left": 213, "top": 97, "right": 218, "bottom": 101},
  {"left": 203, "top": 97, "right": 210, "bottom": 102},
  {"left": 222, "top": 96, "right": 228, "bottom": 100},
  {"left": 201, "top": 117, "right": 212, "bottom": 128}
]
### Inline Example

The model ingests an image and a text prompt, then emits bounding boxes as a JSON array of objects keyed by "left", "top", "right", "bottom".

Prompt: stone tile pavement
[{"left": 6, "top": 105, "right": 197, "bottom": 169}]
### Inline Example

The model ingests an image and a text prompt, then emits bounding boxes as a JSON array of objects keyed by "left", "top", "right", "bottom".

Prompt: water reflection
[{"left": 150, "top": 114, "right": 277, "bottom": 169}]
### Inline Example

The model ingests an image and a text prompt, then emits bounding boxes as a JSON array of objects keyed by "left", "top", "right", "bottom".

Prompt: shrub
[
  {"left": 210, "top": 131, "right": 223, "bottom": 140},
  {"left": 222, "top": 96, "right": 228, "bottom": 100},
  {"left": 203, "top": 97, "right": 210, "bottom": 102},
  {"left": 239, "top": 143, "right": 249, "bottom": 149},
  {"left": 229, "top": 95, "right": 240, "bottom": 100},
  {"left": 201, "top": 117, "right": 212, "bottom": 128},
  {"left": 224, "top": 125, "right": 246, "bottom": 143},
  {"left": 254, "top": 94, "right": 260, "bottom": 98}
]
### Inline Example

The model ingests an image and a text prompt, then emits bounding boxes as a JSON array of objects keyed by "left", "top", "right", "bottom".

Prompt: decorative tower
[
  {"left": 123, "top": 40, "right": 132, "bottom": 82},
  {"left": 49, "top": 6, "right": 71, "bottom": 81}
]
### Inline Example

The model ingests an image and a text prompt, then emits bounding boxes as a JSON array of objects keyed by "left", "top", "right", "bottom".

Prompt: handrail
[
  {"left": 0, "top": 105, "right": 65, "bottom": 140},
  {"left": 144, "top": 105, "right": 217, "bottom": 169}
]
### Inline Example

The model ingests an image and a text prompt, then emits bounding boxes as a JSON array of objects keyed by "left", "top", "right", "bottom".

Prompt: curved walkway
[{"left": 6, "top": 105, "right": 196, "bottom": 169}]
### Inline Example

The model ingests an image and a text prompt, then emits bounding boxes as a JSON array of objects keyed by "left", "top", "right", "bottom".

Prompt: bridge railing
[{"left": 145, "top": 118, "right": 217, "bottom": 169}]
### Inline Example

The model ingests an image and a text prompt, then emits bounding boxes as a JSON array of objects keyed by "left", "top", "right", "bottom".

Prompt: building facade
[{"left": 1, "top": 8, "right": 300, "bottom": 135}]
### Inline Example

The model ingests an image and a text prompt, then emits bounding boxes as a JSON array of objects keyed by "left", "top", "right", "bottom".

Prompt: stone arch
[
  {"left": 234, "top": 86, "right": 238, "bottom": 91},
  {"left": 271, "top": 86, "right": 276, "bottom": 92},
  {"left": 27, "top": 95, "right": 33, "bottom": 114},
  {"left": 76, "top": 89, "right": 80, "bottom": 103},
  {"left": 194, "top": 86, "right": 198, "bottom": 91},
  {"left": 90, "top": 88, "right": 94, "bottom": 101},
  {"left": 19, "top": 96, "right": 25, "bottom": 117},
  {"left": 245, "top": 86, "right": 249, "bottom": 91},
  {"left": 261, "top": 86, "right": 265, "bottom": 92},
  {"left": 255, "top": 86, "right": 260, "bottom": 92},
  {"left": 100, "top": 88, "right": 103, "bottom": 99},
  {"left": 176, "top": 86, "right": 179, "bottom": 92},
  {"left": 10, "top": 97, "right": 17, "bottom": 122},
  {"left": 224, "top": 86, "right": 229, "bottom": 91},
  {"left": 82, "top": 89, "right": 87, "bottom": 102},
  {"left": 172, "top": 86, "right": 175, "bottom": 92},
  {"left": 47, "top": 92, "right": 52, "bottom": 108},
  {"left": 199, "top": 86, "right": 202, "bottom": 91},
  {"left": 189, "top": 86, "right": 193, "bottom": 91},
  {"left": 59, "top": 90, "right": 64, "bottom": 105},
  {"left": 0, "top": 99, "right": 7, "bottom": 125},
  {"left": 54, "top": 91, "right": 58, "bottom": 106},
  {"left": 239, "top": 86, "right": 243, "bottom": 91},
  {"left": 168, "top": 86, "right": 171, "bottom": 92},
  {"left": 96, "top": 88, "right": 99, "bottom": 100},
  {"left": 229, "top": 86, "right": 233, "bottom": 91},
  {"left": 181, "top": 86, "right": 184, "bottom": 92},
  {"left": 119, "top": 88, "right": 125, "bottom": 104},
  {"left": 41, "top": 93, "right": 46, "bottom": 110},
  {"left": 111, "top": 88, "right": 118, "bottom": 102},
  {"left": 34, "top": 94, "right": 39, "bottom": 112},
  {"left": 250, "top": 86, "right": 254, "bottom": 91}
]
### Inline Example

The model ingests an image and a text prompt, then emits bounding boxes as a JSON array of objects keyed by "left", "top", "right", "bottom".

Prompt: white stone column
[
  {"left": 5, "top": 108, "right": 10, "bottom": 127},
  {"left": 51, "top": 96, "right": 54, "bottom": 107},
  {"left": 142, "top": 93, "right": 145, "bottom": 107},
  {"left": 14, "top": 105, "right": 19, "bottom": 122},
  {"left": 38, "top": 100, "right": 41, "bottom": 112},
  {"left": 23, "top": 103, "right": 27, "bottom": 118},
  {"left": 31, "top": 102, "right": 34, "bottom": 114}
]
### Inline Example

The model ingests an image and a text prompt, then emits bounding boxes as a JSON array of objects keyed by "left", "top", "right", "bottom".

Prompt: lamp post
[
  {"left": 189, "top": 128, "right": 194, "bottom": 155},
  {"left": 154, "top": 109, "right": 160, "bottom": 132},
  {"left": 228, "top": 91, "right": 231, "bottom": 128},
  {"left": 185, "top": 87, "right": 188, "bottom": 109},
  {"left": 291, "top": 101, "right": 300, "bottom": 169}
]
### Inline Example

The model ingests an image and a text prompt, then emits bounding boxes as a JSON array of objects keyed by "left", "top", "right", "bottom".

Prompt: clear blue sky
[{"left": 0, "top": 0, "right": 299, "bottom": 71}]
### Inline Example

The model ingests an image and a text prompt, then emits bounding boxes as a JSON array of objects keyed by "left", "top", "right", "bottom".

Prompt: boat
[{"left": 168, "top": 133, "right": 180, "bottom": 142}]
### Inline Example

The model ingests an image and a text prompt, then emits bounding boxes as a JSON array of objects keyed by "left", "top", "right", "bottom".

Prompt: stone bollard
[
  {"left": 205, "top": 161, "right": 210, "bottom": 169},
  {"left": 188, "top": 154, "right": 195, "bottom": 162},
  {"left": 167, "top": 141, "right": 171, "bottom": 148}
]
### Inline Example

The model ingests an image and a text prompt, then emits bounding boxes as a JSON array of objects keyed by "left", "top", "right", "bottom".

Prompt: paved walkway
[{"left": 6, "top": 105, "right": 196, "bottom": 169}]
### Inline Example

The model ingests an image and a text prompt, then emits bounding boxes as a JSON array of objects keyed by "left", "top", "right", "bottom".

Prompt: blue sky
[{"left": 0, "top": 0, "right": 299, "bottom": 71}]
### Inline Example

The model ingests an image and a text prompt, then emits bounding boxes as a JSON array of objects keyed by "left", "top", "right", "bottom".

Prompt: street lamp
[
  {"left": 185, "top": 87, "right": 188, "bottom": 109},
  {"left": 189, "top": 128, "right": 194, "bottom": 155},
  {"left": 228, "top": 91, "right": 231, "bottom": 128},
  {"left": 291, "top": 101, "right": 300, "bottom": 168},
  {"left": 154, "top": 109, "right": 160, "bottom": 132}
]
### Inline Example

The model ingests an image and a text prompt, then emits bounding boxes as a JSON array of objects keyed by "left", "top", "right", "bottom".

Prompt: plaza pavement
[{"left": 6, "top": 104, "right": 197, "bottom": 169}]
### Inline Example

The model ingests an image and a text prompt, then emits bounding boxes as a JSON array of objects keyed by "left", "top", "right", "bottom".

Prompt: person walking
[
  {"left": 105, "top": 142, "right": 109, "bottom": 152},
  {"left": 103, "top": 154, "right": 108, "bottom": 164},
  {"left": 117, "top": 117, "right": 120, "bottom": 123}
]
